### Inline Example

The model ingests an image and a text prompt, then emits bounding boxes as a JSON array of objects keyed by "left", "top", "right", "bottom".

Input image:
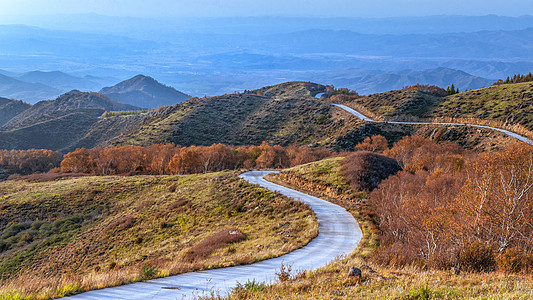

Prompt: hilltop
[{"left": 100, "top": 75, "right": 191, "bottom": 109}]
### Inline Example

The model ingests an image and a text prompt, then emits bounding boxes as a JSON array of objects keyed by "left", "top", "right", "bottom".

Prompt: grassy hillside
[
  {"left": 0, "top": 110, "right": 102, "bottom": 152},
  {"left": 0, "top": 171, "right": 317, "bottom": 299},
  {"left": 0, "top": 91, "right": 145, "bottom": 152},
  {"left": 2, "top": 90, "right": 141, "bottom": 130},
  {"left": 342, "top": 82, "right": 533, "bottom": 129},
  {"left": 112, "top": 82, "right": 362, "bottom": 148},
  {"left": 432, "top": 82, "right": 533, "bottom": 129}
]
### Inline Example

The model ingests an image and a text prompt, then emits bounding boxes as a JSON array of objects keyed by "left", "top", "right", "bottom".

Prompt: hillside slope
[
  {"left": 342, "top": 82, "right": 533, "bottom": 130},
  {"left": 112, "top": 82, "right": 362, "bottom": 148},
  {"left": 431, "top": 82, "right": 533, "bottom": 129},
  {"left": 0, "top": 172, "right": 316, "bottom": 299},
  {"left": 100, "top": 75, "right": 191, "bottom": 109},
  {"left": 3, "top": 90, "right": 140, "bottom": 130},
  {"left": 0, "top": 91, "right": 143, "bottom": 152}
]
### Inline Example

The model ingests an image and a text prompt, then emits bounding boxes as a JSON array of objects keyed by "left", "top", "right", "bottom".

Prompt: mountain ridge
[{"left": 100, "top": 75, "right": 191, "bottom": 108}]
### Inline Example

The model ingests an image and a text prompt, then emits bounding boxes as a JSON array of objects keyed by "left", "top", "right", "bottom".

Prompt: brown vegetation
[
  {"left": 60, "top": 142, "right": 332, "bottom": 176},
  {"left": 0, "top": 149, "right": 62, "bottom": 180},
  {"left": 342, "top": 151, "right": 401, "bottom": 192},
  {"left": 370, "top": 137, "right": 533, "bottom": 273}
]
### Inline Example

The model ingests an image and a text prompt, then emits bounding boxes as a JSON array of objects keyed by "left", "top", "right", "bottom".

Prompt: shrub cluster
[
  {"left": 369, "top": 136, "right": 533, "bottom": 273},
  {"left": 60, "top": 142, "right": 331, "bottom": 175}
]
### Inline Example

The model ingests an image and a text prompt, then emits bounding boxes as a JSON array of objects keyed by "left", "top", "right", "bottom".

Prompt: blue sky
[{"left": 0, "top": 0, "right": 532, "bottom": 18}]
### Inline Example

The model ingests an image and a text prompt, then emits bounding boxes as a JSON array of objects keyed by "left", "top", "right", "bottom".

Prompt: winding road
[
  {"left": 66, "top": 171, "right": 362, "bottom": 299},
  {"left": 65, "top": 99, "right": 532, "bottom": 300},
  {"left": 333, "top": 103, "right": 533, "bottom": 145}
]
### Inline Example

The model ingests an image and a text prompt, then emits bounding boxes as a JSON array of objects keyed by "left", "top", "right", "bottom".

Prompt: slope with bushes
[
  {"left": 245, "top": 136, "right": 533, "bottom": 299},
  {"left": 112, "top": 82, "right": 362, "bottom": 148},
  {"left": 432, "top": 81, "right": 533, "bottom": 129},
  {"left": 0, "top": 171, "right": 317, "bottom": 299},
  {"left": 0, "top": 91, "right": 144, "bottom": 152}
]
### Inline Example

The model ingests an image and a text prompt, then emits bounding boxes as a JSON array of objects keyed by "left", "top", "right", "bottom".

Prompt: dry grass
[
  {"left": 223, "top": 255, "right": 533, "bottom": 299},
  {"left": 0, "top": 171, "right": 318, "bottom": 299}
]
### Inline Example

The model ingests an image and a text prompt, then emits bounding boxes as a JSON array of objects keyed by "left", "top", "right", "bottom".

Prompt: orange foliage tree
[{"left": 60, "top": 142, "right": 333, "bottom": 176}]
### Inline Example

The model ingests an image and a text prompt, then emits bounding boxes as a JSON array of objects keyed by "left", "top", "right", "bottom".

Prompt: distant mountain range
[
  {"left": 14, "top": 71, "right": 105, "bottom": 92},
  {"left": 0, "top": 72, "right": 190, "bottom": 108},
  {"left": 100, "top": 75, "right": 191, "bottom": 108},
  {"left": 0, "top": 70, "right": 114, "bottom": 103},
  {"left": 0, "top": 73, "right": 60, "bottom": 103},
  {"left": 0, "top": 22, "right": 532, "bottom": 96},
  {"left": 328, "top": 67, "right": 494, "bottom": 95}
]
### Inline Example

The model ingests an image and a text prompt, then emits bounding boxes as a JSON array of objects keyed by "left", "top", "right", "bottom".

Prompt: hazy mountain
[
  {"left": 0, "top": 98, "right": 31, "bottom": 127},
  {"left": 11, "top": 14, "right": 533, "bottom": 37},
  {"left": 14, "top": 71, "right": 104, "bottom": 92},
  {"left": 100, "top": 75, "right": 191, "bottom": 109},
  {"left": 335, "top": 68, "right": 494, "bottom": 95},
  {"left": 0, "top": 23, "right": 532, "bottom": 97},
  {"left": 0, "top": 74, "right": 60, "bottom": 103}
]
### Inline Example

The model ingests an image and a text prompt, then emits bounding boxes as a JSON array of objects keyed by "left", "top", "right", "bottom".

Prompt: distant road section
[
  {"left": 66, "top": 171, "right": 361, "bottom": 300},
  {"left": 332, "top": 103, "right": 533, "bottom": 145}
]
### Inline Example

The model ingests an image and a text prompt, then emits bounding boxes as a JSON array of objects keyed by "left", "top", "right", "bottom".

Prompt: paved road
[
  {"left": 66, "top": 171, "right": 361, "bottom": 300},
  {"left": 333, "top": 103, "right": 533, "bottom": 145}
]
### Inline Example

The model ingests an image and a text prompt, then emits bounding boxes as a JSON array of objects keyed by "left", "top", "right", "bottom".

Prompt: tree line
[
  {"left": 493, "top": 73, "right": 533, "bottom": 85},
  {"left": 0, "top": 149, "right": 62, "bottom": 179},
  {"left": 60, "top": 142, "right": 332, "bottom": 175}
]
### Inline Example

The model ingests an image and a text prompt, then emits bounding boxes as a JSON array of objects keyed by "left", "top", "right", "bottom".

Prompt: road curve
[
  {"left": 66, "top": 171, "right": 361, "bottom": 300},
  {"left": 333, "top": 103, "right": 533, "bottom": 145}
]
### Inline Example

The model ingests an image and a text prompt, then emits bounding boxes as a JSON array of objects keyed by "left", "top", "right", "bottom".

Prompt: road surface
[
  {"left": 332, "top": 103, "right": 533, "bottom": 145},
  {"left": 66, "top": 171, "right": 362, "bottom": 300}
]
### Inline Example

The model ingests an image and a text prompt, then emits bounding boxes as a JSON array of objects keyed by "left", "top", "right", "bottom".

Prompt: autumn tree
[{"left": 354, "top": 135, "right": 389, "bottom": 153}]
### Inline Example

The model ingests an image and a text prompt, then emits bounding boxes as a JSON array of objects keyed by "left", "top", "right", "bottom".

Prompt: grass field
[{"left": 0, "top": 171, "right": 317, "bottom": 299}]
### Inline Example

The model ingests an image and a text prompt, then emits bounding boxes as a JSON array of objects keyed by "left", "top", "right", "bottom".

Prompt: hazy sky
[{"left": 0, "top": 0, "right": 532, "bottom": 18}]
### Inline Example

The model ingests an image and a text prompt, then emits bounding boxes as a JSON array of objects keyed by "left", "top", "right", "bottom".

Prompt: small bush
[
  {"left": 185, "top": 229, "right": 245, "bottom": 261},
  {"left": 231, "top": 279, "right": 267, "bottom": 297},
  {"left": 497, "top": 247, "right": 524, "bottom": 273},
  {"left": 458, "top": 241, "right": 496, "bottom": 272},
  {"left": 275, "top": 261, "right": 292, "bottom": 282},
  {"left": 342, "top": 151, "right": 402, "bottom": 191},
  {"left": 139, "top": 263, "right": 158, "bottom": 280}
]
